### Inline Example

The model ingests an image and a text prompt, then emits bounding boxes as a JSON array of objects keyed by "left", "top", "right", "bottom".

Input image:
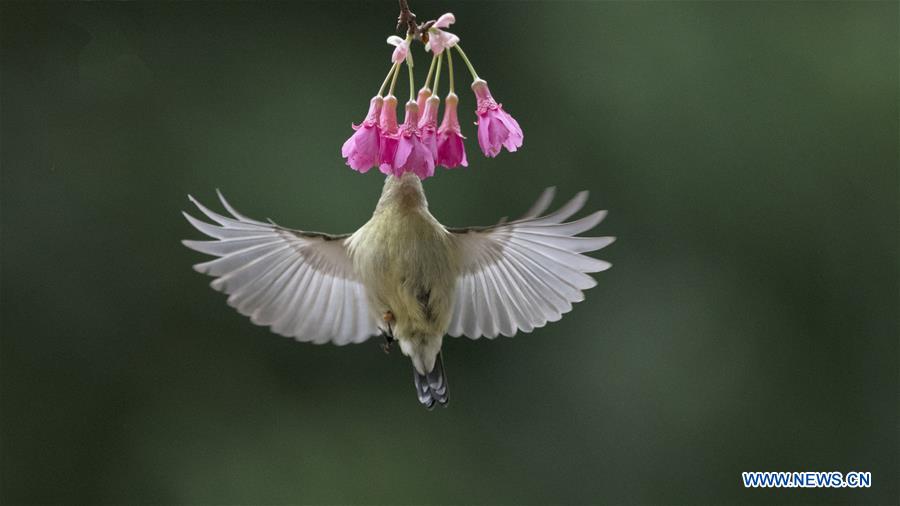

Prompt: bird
[{"left": 182, "top": 173, "right": 614, "bottom": 409}]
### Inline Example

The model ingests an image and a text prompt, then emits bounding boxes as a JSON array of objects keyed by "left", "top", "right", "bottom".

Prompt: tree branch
[
  {"left": 397, "top": 0, "right": 416, "bottom": 35},
  {"left": 397, "top": 0, "right": 435, "bottom": 42}
]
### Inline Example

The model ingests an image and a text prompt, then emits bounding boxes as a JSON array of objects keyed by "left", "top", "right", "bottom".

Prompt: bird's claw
[
  {"left": 381, "top": 337, "right": 393, "bottom": 354},
  {"left": 381, "top": 310, "right": 395, "bottom": 354}
]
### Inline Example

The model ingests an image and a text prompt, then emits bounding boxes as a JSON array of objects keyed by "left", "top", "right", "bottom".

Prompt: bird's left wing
[
  {"left": 447, "top": 188, "right": 614, "bottom": 339},
  {"left": 182, "top": 191, "right": 380, "bottom": 345}
]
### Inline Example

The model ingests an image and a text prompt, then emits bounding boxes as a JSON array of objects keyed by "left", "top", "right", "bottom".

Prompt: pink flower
[
  {"left": 387, "top": 36, "right": 409, "bottom": 64},
  {"left": 378, "top": 95, "right": 400, "bottom": 173},
  {"left": 472, "top": 79, "right": 523, "bottom": 157},
  {"left": 425, "top": 13, "right": 459, "bottom": 55},
  {"left": 341, "top": 96, "right": 383, "bottom": 173},
  {"left": 383, "top": 102, "right": 435, "bottom": 179},
  {"left": 418, "top": 95, "right": 440, "bottom": 160},
  {"left": 416, "top": 86, "right": 431, "bottom": 114},
  {"left": 437, "top": 92, "right": 467, "bottom": 168}
]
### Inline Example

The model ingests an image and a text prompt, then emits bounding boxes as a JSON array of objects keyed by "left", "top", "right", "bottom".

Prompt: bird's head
[{"left": 377, "top": 172, "right": 428, "bottom": 212}]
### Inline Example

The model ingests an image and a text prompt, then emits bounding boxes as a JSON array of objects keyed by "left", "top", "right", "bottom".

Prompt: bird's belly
[{"left": 352, "top": 212, "right": 458, "bottom": 341}]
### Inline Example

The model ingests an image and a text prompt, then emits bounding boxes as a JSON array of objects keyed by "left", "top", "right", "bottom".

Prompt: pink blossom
[
  {"left": 437, "top": 92, "right": 467, "bottom": 168},
  {"left": 472, "top": 79, "right": 523, "bottom": 157},
  {"left": 378, "top": 95, "right": 400, "bottom": 174},
  {"left": 416, "top": 87, "right": 431, "bottom": 114},
  {"left": 433, "top": 12, "right": 455, "bottom": 29},
  {"left": 383, "top": 102, "right": 435, "bottom": 179},
  {"left": 387, "top": 36, "right": 409, "bottom": 64},
  {"left": 425, "top": 13, "right": 459, "bottom": 55},
  {"left": 418, "top": 95, "right": 440, "bottom": 160},
  {"left": 341, "top": 96, "right": 383, "bottom": 173}
]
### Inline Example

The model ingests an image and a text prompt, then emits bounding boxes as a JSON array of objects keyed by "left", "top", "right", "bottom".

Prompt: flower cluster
[{"left": 341, "top": 13, "right": 522, "bottom": 180}]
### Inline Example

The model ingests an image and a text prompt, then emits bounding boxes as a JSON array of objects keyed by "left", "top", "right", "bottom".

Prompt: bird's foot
[
  {"left": 381, "top": 333, "right": 395, "bottom": 354},
  {"left": 381, "top": 311, "right": 395, "bottom": 354}
]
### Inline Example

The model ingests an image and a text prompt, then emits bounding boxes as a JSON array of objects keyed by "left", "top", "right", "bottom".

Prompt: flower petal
[
  {"left": 488, "top": 118, "right": 509, "bottom": 156},
  {"left": 438, "top": 131, "right": 467, "bottom": 168},
  {"left": 494, "top": 109, "right": 523, "bottom": 151},
  {"left": 434, "top": 13, "right": 455, "bottom": 29},
  {"left": 391, "top": 45, "right": 408, "bottom": 64},
  {"left": 442, "top": 32, "right": 459, "bottom": 48},
  {"left": 426, "top": 30, "right": 459, "bottom": 55},
  {"left": 387, "top": 36, "right": 409, "bottom": 63},
  {"left": 341, "top": 135, "right": 356, "bottom": 158},
  {"left": 393, "top": 137, "right": 414, "bottom": 171},
  {"left": 476, "top": 117, "right": 493, "bottom": 157}
]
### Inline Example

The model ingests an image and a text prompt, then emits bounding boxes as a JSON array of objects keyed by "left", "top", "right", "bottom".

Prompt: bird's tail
[{"left": 413, "top": 352, "right": 449, "bottom": 410}]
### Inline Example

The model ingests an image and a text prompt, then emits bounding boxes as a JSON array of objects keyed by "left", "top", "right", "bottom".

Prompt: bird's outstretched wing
[
  {"left": 182, "top": 191, "right": 380, "bottom": 345},
  {"left": 447, "top": 188, "right": 614, "bottom": 339}
]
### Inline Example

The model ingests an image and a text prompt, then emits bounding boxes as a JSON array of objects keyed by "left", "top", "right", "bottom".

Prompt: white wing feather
[
  {"left": 182, "top": 191, "right": 380, "bottom": 345},
  {"left": 448, "top": 188, "right": 614, "bottom": 339}
]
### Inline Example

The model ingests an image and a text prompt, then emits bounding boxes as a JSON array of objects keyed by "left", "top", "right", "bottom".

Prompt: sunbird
[
  {"left": 183, "top": 4, "right": 614, "bottom": 409},
  {"left": 183, "top": 174, "right": 613, "bottom": 408}
]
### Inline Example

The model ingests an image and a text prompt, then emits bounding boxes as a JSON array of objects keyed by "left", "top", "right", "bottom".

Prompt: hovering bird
[{"left": 183, "top": 174, "right": 614, "bottom": 409}]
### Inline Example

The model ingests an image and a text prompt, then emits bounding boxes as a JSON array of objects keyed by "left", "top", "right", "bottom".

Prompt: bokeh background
[{"left": 1, "top": 1, "right": 897, "bottom": 504}]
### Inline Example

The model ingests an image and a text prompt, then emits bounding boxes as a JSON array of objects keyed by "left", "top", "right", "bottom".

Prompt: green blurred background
[{"left": 1, "top": 1, "right": 897, "bottom": 504}]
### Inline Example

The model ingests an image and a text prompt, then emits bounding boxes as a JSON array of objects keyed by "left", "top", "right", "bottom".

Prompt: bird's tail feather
[{"left": 413, "top": 352, "right": 449, "bottom": 410}]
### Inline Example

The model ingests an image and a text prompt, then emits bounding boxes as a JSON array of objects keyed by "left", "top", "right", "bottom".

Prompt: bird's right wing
[
  {"left": 182, "top": 191, "right": 381, "bottom": 345},
  {"left": 447, "top": 188, "right": 614, "bottom": 339}
]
